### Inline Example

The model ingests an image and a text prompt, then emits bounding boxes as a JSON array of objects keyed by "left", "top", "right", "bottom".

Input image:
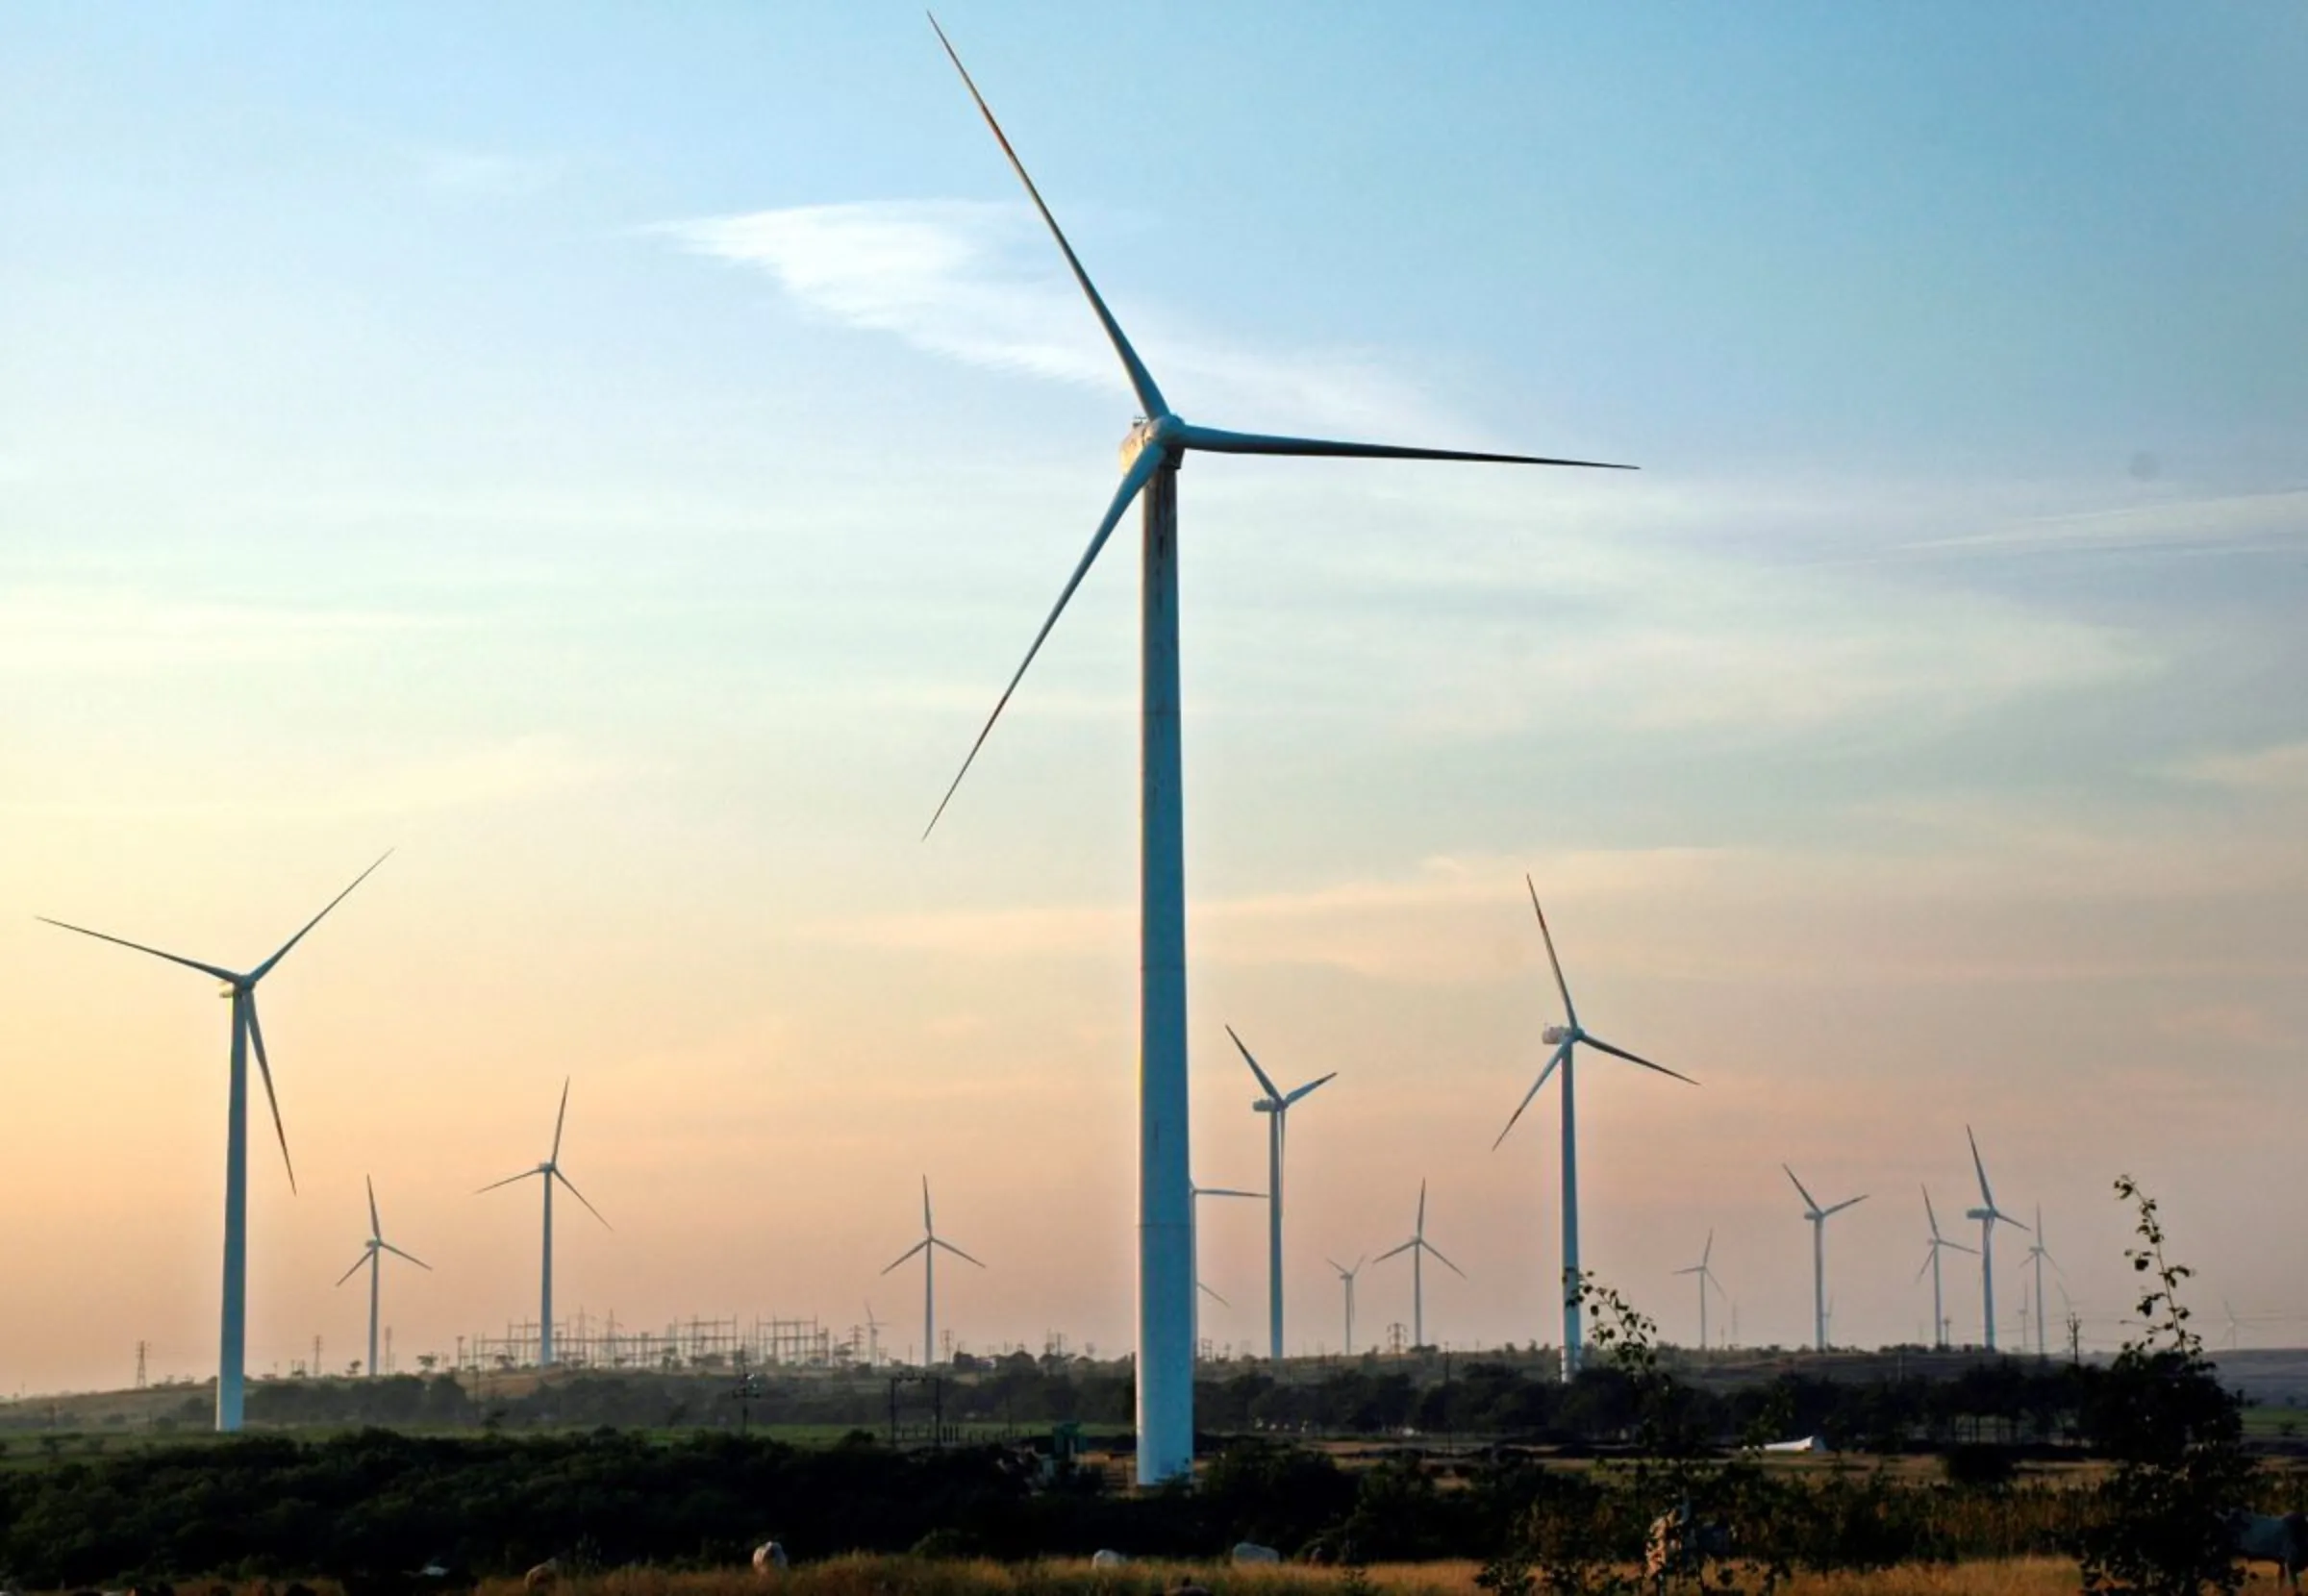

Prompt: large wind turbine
[
  {"left": 1673, "top": 1230, "right": 1726, "bottom": 1353},
  {"left": 1917, "top": 1186, "right": 1976, "bottom": 1351},
  {"left": 881, "top": 1176, "right": 984, "bottom": 1368},
  {"left": 917, "top": 20, "right": 1630, "bottom": 1482},
  {"left": 337, "top": 1175, "right": 430, "bottom": 1379},
  {"left": 1963, "top": 1127, "right": 2025, "bottom": 1352},
  {"left": 1229, "top": 1027, "right": 1335, "bottom": 1362},
  {"left": 1786, "top": 1166, "right": 1866, "bottom": 1352},
  {"left": 2021, "top": 1205, "right": 2060, "bottom": 1359},
  {"left": 1191, "top": 1179, "right": 1265, "bottom": 1357},
  {"left": 1374, "top": 1180, "right": 1466, "bottom": 1350},
  {"left": 479, "top": 1078, "right": 610, "bottom": 1367},
  {"left": 1495, "top": 881, "right": 1694, "bottom": 1377},
  {"left": 1329, "top": 1257, "right": 1367, "bottom": 1358},
  {"left": 40, "top": 853, "right": 389, "bottom": 1430}
]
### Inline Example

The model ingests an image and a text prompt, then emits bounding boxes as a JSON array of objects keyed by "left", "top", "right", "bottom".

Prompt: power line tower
[{"left": 135, "top": 1340, "right": 148, "bottom": 1389}]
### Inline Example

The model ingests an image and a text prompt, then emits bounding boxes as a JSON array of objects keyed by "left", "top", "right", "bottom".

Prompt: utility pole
[{"left": 135, "top": 1341, "right": 148, "bottom": 1390}]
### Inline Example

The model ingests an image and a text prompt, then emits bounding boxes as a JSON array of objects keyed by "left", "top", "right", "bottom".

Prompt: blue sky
[{"left": 1, "top": 4, "right": 2303, "bottom": 1387}]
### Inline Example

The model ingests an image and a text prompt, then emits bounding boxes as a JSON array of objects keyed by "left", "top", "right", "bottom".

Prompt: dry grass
[{"left": 464, "top": 1556, "right": 2095, "bottom": 1596}]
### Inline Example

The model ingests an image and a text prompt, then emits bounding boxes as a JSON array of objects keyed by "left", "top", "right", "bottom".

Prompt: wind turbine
[
  {"left": 2021, "top": 1204, "right": 2060, "bottom": 1358},
  {"left": 1374, "top": 1180, "right": 1466, "bottom": 1350},
  {"left": 1673, "top": 1230, "right": 1727, "bottom": 1353},
  {"left": 1918, "top": 1186, "right": 1977, "bottom": 1351},
  {"left": 1785, "top": 1165, "right": 1866, "bottom": 1352},
  {"left": 1495, "top": 881, "right": 1694, "bottom": 1377},
  {"left": 1191, "top": 1179, "right": 1265, "bottom": 1357},
  {"left": 1963, "top": 1127, "right": 2025, "bottom": 1352},
  {"left": 864, "top": 1302, "right": 883, "bottom": 1367},
  {"left": 336, "top": 1176, "right": 430, "bottom": 1379},
  {"left": 1329, "top": 1257, "right": 1367, "bottom": 1358},
  {"left": 881, "top": 1176, "right": 984, "bottom": 1368},
  {"left": 1229, "top": 1027, "right": 1335, "bottom": 1363},
  {"left": 40, "top": 853, "right": 389, "bottom": 1430},
  {"left": 478, "top": 1078, "right": 610, "bottom": 1367},
  {"left": 917, "top": 18, "right": 1631, "bottom": 1483}
]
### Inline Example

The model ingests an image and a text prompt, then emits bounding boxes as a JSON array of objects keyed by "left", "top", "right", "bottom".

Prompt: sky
[{"left": 2, "top": 3, "right": 2304, "bottom": 1392}]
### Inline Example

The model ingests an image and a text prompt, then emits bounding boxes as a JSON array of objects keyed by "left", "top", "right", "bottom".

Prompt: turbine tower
[
  {"left": 40, "top": 853, "right": 389, "bottom": 1431},
  {"left": 881, "top": 1176, "right": 984, "bottom": 1368},
  {"left": 1785, "top": 1165, "right": 1866, "bottom": 1352},
  {"left": 479, "top": 1078, "right": 610, "bottom": 1367},
  {"left": 1329, "top": 1257, "right": 1367, "bottom": 1358},
  {"left": 2021, "top": 1205, "right": 2060, "bottom": 1359},
  {"left": 1191, "top": 1179, "right": 1265, "bottom": 1357},
  {"left": 1963, "top": 1127, "right": 2025, "bottom": 1352},
  {"left": 1229, "top": 1027, "right": 1335, "bottom": 1362},
  {"left": 1918, "top": 1185, "right": 1976, "bottom": 1352},
  {"left": 917, "top": 18, "right": 1630, "bottom": 1482},
  {"left": 336, "top": 1175, "right": 430, "bottom": 1379},
  {"left": 864, "top": 1301, "right": 883, "bottom": 1367},
  {"left": 1495, "top": 880, "right": 1694, "bottom": 1377},
  {"left": 1673, "top": 1230, "right": 1726, "bottom": 1353},
  {"left": 1374, "top": 1180, "right": 1466, "bottom": 1350}
]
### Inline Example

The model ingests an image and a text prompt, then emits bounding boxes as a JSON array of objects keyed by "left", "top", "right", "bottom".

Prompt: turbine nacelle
[
  {"left": 1119, "top": 413, "right": 1183, "bottom": 469},
  {"left": 1541, "top": 1024, "right": 1572, "bottom": 1045}
]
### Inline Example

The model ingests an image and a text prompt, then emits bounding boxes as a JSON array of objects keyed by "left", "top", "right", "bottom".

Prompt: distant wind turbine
[
  {"left": 917, "top": 15, "right": 1632, "bottom": 1484},
  {"left": 1374, "top": 1180, "right": 1466, "bottom": 1350},
  {"left": 1918, "top": 1186, "right": 1977, "bottom": 1352},
  {"left": 1230, "top": 1027, "right": 1335, "bottom": 1362},
  {"left": 864, "top": 1301, "right": 883, "bottom": 1367},
  {"left": 1191, "top": 1178, "right": 1265, "bottom": 1357},
  {"left": 40, "top": 852, "right": 389, "bottom": 1430},
  {"left": 479, "top": 1078, "right": 610, "bottom": 1367},
  {"left": 1674, "top": 1230, "right": 1727, "bottom": 1352},
  {"left": 881, "top": 1176, "right": 984, "bottom": 1368},
  {"left": 1496, "top": 881, "right": 1695, "bottom": 1377},
  {"left": 1963, "top": 1127, "right": 2025, "bottom": 1352},
  {"left": 1329, "top": 1257, "right": 1367, "bottom": 1358},
  {"left": 336, "top": 1176, "right": 429, "bottom": 1379},
  {"left": 1786, "top": 1165, "right": 1866, "bottom": 1352},
  {"left": 2020, "top": 1204, "right": 2061, "bottom": 1358}
]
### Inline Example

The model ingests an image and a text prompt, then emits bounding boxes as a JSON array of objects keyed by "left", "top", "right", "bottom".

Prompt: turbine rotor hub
[
  {"left": 1541, "top": 1024, "right": 1570, "bottom": 1045},
  {"left": 1118, "top": 412, "right": 1184, "bottom": 469}
]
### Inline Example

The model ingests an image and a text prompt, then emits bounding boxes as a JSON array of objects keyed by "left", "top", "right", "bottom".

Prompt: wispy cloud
[
  {"left": 661, "top": 200, "right": 1468, "bottom": 439},
  {"left": 1890, "top": 487, "right": 2308, "bottom": 560}
]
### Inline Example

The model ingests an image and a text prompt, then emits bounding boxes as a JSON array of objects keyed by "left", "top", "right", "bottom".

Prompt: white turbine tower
[
  {"left": 336, "top": 1175, "right": 430, "bottom": 1379},
  {"left": 479, "top": 1078, "right": 610, "bottom": 1367},
  {"left": 1495, "top": 880, "right": 1695, "bottom": 1378},
  {"left": 40, "top": 853, "right": 389, "bottom": 1431},
  {"left": 1374, "top": 1180, "right": 1467, "bottom": 1351},
  {"left": 864, "top": 1302, "right": 883, "bottom": 1367},
  {"left": 1918, "top": 1186, "right": 1976, "bottom": 1351},
  {"left": 1785, "top": 1166, "right": 1866, "bottom": 1352},
  {"left": 2021, "top": 1204, "right": 2060, "bottom": 1359},
  {"left": 1963, "top": 1127, "right": 2025, "bottom": 1352},
  {"left": 1674, "top": 1230, "right": 1727, "bottom": 1353},
  {"left": 1191, "top": 1179, "right": 1265, "bottom": 1357},
  {"left": 1228, "top": 1027, "right": 1335, "bottom": 1362},
  {"left": 1329, "top": 1257, "right": 1367, "bottom": 1358},
  {"left": 881, "top": 1176, "right": 985, "bottom": 1368},
  {"left": 917, "top": 19, "right": 1631, "bottom": 1482}
]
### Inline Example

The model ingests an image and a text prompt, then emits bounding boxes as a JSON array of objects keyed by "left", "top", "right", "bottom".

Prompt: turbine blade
[
  {"left": 923, "top": 444, "right": 1163, "bottom": 837},
  {"left": 1915, "top": 1248, "right": 1935, "bottom": 1285},
  {"left": 1783, "top": 1164, "right": 1820, "bottom": 1214},
  {"left": 1198, "top": 1281, "right": 1229, "bottom": 1308},
  {"left": 1967, "top": 1125, "right": 1995, "bottom": 1210},
  {"left": 1374, "top": 1239, "right": 1417, "bottom": 1262},
  {"left": 36, "top": 918, "right": 238, "bottom": 984},
  {"left": 1425, "top": 1242, "right": 1468, "bottom": 1280},
  {"left": 381, "top": 1242, "right": 432, "bottom": 1270},
  {"left": 922, "top": 1174, "right": 933, "bottom": 1234},
  {"left": 1492, "top": 1039, "right": 1569, "bottom": 1150},
  {"left": 927, "top": 14, "right": 1167, "bottom": 417},
  {"left": 934, "top": 1236, "right": 988, "bottom": 1269},
  {"left": 1825, "top": 1194, "right": 1869, "bottom": 1217},
  {"left": 336, "top": 1250, "right": 372, "bottom": 1287},
  {"left": 476, "top": 1168, "right": 539, "bottom": 1195},
  {"left": 1702, "top": 1228, "right": 1714, "bottom": 1268},
  {"left": 1284, "top": 1071, "right": 1337, "bottom": 1107},
  {"left": 1226, "top": 1024, "right": 1285, "bottom": 1102},
  {"left": 554, "top": 1167, "right": 611, "bottom": 1230},
  {"left": 1417, "top": 1178, "right": 1427, "bottom": 1235},
  {"left": 249, "top": 850, "right": 391, "bottom": 981},
  {"left": 1524, "top": 876, "right": 1578, "bottom": 1027},
  {"left": 1580, "top": 1034, "right": 1696, "bottom": 1085},
  {"left": 552, "top": 1076, "right": 571, "bottom": 1163},
  {"left": 245, "top": 999, "right": 296, "bottom": 1194},
  {"left": 1178, "top": 424, "right": 1633, "bottom": 471},
  {"left": 881, "top": 1237, "right": 930, "bottom": 1275},
  {"left": 367, "top": 1174, "right": 382, "bottom": 1241},
  {"left": 1197, "top": 1187, "right": 1265, "bottom": 1200},
  {"left": 1923, "top": 1184, "right": 1942, "bottom": 1240},
  {"left": 1945, "top": 1240, "right": 1978, "bottom": 1256}
]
